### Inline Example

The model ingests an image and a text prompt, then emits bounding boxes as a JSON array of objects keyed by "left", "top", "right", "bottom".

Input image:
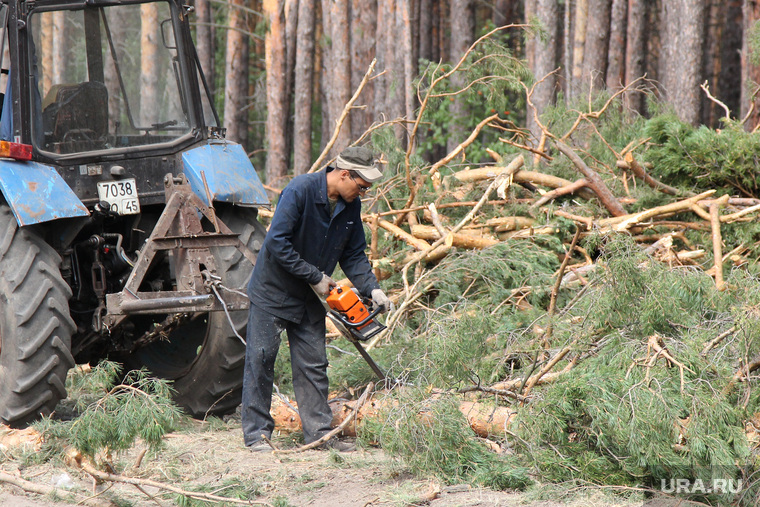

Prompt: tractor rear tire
[
  {"left": 128, "top": 206, "right": 265, "bottom": 418},
  {"left": 0, "top": 206, "right": 75, "bottom": 427}
]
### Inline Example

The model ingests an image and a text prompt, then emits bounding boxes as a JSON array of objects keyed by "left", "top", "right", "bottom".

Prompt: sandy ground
[{"left": 1, "top": 420, "right": 660, "bottom": 507}]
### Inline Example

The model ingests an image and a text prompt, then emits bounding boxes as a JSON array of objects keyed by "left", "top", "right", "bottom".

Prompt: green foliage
[
  {"left": 511, "top": 237, "right": 759, "bottom": 504},
  {"left": 643, "top": 115, "right": 760, "bottom": 197},
  {"left": 587, "top": 234, "right": 722, "bottom": 336},
  {"left": 414, "top": 31, "right": 529, "bottom": 163},
  {"left": 748, "top": 20, "right": 760, "bottom": 67},
  {"left": 35, "top": 361, "right": 184, "bottom": 459},
  {"left": 431, "top": 240, "right": 560, "bottom": 308},
  {"left": 363, "top": 387, "right": 531, "bottom": 491}
]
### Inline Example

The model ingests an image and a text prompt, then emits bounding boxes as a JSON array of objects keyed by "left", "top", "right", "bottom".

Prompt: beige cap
[{"left": 336, "top": 146, "right": 383, "bottom": 183}]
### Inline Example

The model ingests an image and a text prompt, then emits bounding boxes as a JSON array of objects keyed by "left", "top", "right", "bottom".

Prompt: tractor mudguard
[
  {"left": 0, "top": 159, "right": 90, "bottom": 226},
  {"left": 182, "top": 141, "right": 269, "bottom": 207}
]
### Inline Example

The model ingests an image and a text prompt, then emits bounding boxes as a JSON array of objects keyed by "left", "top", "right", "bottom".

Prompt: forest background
[{"left": 195, "top": 0, "right": 760, "bottom": 186}]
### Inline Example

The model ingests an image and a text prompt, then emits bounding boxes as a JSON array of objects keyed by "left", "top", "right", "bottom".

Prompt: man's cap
[{"left": 336, "top": 146, "right": 383, "bottom": 183}]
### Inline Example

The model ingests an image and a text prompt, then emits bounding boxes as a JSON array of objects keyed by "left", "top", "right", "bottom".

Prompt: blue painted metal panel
[
  {"left": 0, "top": 160, "right": 89, "bottom": 226},
  {"left": 182, "top": 142, "right": 269, "bottom": 207}
]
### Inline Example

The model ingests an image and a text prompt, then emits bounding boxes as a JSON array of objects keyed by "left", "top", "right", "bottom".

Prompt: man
[{"left": 242, "top": 146, "right": 390, "bottom": 452}]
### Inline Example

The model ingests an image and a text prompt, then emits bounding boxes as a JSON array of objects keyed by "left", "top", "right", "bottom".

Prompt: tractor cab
[{"left": 0, "top": 0, "right": 216, "bottom": 163}]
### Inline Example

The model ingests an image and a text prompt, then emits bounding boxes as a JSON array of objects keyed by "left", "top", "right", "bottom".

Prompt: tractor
[{"left": 0, "top": 0, "right": 268, "bottom": 426}]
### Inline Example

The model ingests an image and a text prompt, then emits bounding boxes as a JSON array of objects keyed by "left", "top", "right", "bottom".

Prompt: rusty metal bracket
[{"left": 103, "top": 173, "right": 257, "bottom": 330}]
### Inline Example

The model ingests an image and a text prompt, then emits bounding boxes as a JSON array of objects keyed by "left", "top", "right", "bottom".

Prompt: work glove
[
  {"left": 371, "top": 288, "right": 391, "bottom": 313},
  {"left": 313, "top": 274, "right": 337, "bottom": 295}
]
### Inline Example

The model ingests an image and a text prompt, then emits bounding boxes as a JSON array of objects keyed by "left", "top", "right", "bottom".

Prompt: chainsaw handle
[{"left": 329, "top": 303, "right": 384, "bottom": 329}]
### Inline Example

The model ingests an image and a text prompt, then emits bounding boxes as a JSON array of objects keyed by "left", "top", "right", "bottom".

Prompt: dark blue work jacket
[{"left": 247, "top": 168, "right": 380, "bottom": 324}]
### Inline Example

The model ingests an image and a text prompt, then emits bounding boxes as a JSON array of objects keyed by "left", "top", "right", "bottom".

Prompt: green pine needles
[
  {"left": 644, "top": 115, "right": 760, "bottom": 197},
  {"left": 515, "top": 234, "right": 759, "bottom": 503},
  {"left": 35, "top": 361, "right": 184, "bottom": 459},
  {"left": 364, "top": 387, "right": 532, "bottom": 491}
]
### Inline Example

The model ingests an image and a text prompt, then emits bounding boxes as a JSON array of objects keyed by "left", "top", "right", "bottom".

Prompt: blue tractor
[{"left": 0, "top": 0, "right": 268, "bottom": 426}]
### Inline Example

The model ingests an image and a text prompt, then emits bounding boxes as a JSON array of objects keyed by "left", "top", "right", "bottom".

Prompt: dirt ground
[{"left": 1, "top": 419, "right": 654, "bottom": 507}]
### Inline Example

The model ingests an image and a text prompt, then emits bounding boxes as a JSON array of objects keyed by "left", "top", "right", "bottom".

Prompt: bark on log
[
  {"left": 269, "top": 394, "right": 517, "bottom": 438},
  {"left": 485, "top": 216, "right": 536, "bottom": 231},
  {"left": 411, "top": 224, "right": 499, "bottom": 249},
  {"left": 490, "top": 370, "right": 565, "bottom": 392}
]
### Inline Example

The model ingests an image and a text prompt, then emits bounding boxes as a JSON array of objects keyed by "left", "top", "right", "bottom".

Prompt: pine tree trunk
[
  {"left": 660, "top": 0, "right": 706, "bottom": 126},
  {"left": 570, "top": 0, "right": 588, "bottom": 100},
  {"left": 264, "top": 0, "right": 288, "bottom": 184},
  {"left": 52, "top": 12, "right": 68, "bottom": 84},
  {"left": 104, "top": 9, "right": 123, "bottom": 133},
  {"left": 582, "top": 0, "right": 612, "bottom": 94},
  {"left": 321, "top": 0, "right": 352, "bottom": 154},
  {"left": 140, "top": 4, "right": 160, "bottom": 126},
  {"left": 390, "top": 0, "right": 407, "bottom": 141},
  {"left": 493, "top": 0, "right": 517, "bottom": 26},
  {"left": 717, "top": 1, "right": 742, "bottom": 123},
  {"left": 293, "top": 0, "right": 316, "bottom": 175},
  {"left": 40, "top": 15, "right": 53, "bottom": 95},
  {"left": 350, "top": 0, "right": 378, "bottom": 143},
  {"left": 194, "top": 0, "right": 214, "bottom": 95},
  {"left": 607, "top": 0, "right": 627, "bottom": 91},
  {"left": 285, "top": 0, "right": 299, "bottom": 97},
  {"left": 624, "top": 0, "right": 647, "bottom": 113},
  {"left": 419, "top": 0, "right": 433, "bottom": 61},
  {"left": 447, "top": 0, "right": 475, "bottom": 153},
  {"left": 526, "top": 0, "right": 560, "bottom": 142},
  {"left": 224, "top": 0, "right": 249, "bottom": 149},
  {"left": 374, "top": 0, "right": 391, "bottom": 121}
]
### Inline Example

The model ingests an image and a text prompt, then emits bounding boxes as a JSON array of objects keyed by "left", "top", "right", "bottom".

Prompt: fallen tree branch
[
  {"left": 485, "top": 216, "right": 536, "bottom": 231},
  {"left": 531, "top": 178, "right": 589, "bottom": 208},
  {"left": 522, "top": 336, "right": 580, "bottom": 396},
  {"left": 70, "top": 455, "right": 272, "bottom": 506},
  {"left": 373, "top": 217, "right": 431, "bottom": 251},
  {"left": 617, "top": 154, "right": 683, "bottom": 196},
  {"left": 597, "top": 190, "right": 716, "bottom": 231},
  {"left": 701, "top": 326, "right": 736, "bottom": 356},
  {"left": 0, "top": 471, "right": 109, "bottom": 505},
  {"left": 553, "top": 139, "right": 627, "bottom": 216}
]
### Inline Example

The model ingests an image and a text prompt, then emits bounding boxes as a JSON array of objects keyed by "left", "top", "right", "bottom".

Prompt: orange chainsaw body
[{"left": 326, "top": 285, "right": 371, "bottom": 329}]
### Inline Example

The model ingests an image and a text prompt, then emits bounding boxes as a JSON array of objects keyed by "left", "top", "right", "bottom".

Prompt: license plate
[{"left": 97, "top": 178, "right": 141, "bottom": 215}]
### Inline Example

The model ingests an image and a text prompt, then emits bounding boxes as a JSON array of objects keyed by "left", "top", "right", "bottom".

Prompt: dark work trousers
[{"left": 241, "top": 303, "right": 333, "bottom": 446}]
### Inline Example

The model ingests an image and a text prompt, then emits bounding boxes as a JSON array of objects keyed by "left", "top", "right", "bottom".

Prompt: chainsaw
[{"left": 313, "top": 284, "right": 387, "bottom": 381}]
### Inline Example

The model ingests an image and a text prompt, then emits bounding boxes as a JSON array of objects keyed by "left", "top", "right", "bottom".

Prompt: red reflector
[{"left": 0, "top": 140, "right": 33, "bottom": 161}]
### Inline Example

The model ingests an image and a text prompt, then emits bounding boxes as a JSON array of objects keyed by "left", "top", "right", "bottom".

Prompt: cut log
[
  {"left": 269, "top": 393, "right": 517, "bottom": 438},
  {"left": 485, "top": 216, "right": 536, "bottom": 231},
  {"left": 411, "top": 224, "right": 499, "bottom": 249}
]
